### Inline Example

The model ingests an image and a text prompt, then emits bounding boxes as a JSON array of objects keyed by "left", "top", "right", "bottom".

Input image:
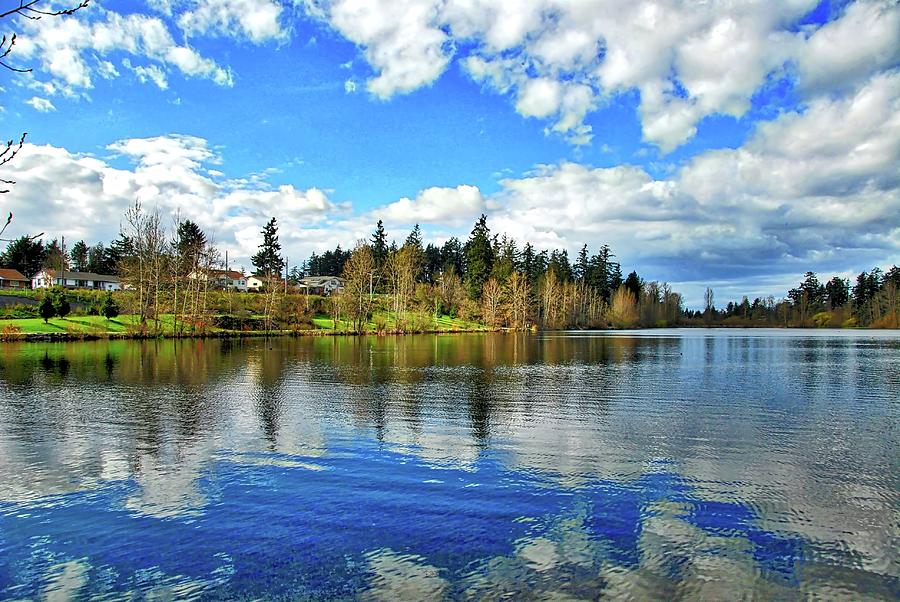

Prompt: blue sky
[{"left": 0, "top": 0, "right": 898, "bottom": 305}]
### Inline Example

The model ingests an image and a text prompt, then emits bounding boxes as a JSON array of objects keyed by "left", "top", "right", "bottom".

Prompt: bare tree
[
  {"left": 342, "top": 241, "right": 377, "bottom": 333},
  {"left": 481, "top": 277, "right": 503, "bottom": 327}
]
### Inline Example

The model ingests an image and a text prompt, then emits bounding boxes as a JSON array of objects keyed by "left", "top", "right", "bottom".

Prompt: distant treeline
[
  {"left": 694, "top": 268, "right": 900, "bottom": 329},
  {"left": 1, "top": 209, "right": 897, "bottom": 330}
]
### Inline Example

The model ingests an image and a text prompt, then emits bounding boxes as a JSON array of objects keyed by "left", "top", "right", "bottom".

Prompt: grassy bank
[{"left": 0, "top": 311, "right": 489, "bottom": 341}]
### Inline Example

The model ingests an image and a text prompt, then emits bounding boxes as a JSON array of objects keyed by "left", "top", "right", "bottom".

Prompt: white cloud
[
  {"left": 797, "top": 1, "right": 900, "bottom": 93},
  {"left": 301, "top": 0, "right": 900, "bottom": 151},
  {"left": 177, "top": 0, "right": 286, "bottom": 43},
  {"left": 302, "top": 0, "right": 451, "bottom": 98},
  {"left": 484, "top": 71, "right": 900, "bottom": 300},
  {"left": 2, "top": 72, "right": 896, "bottom": 303},
  {"left": 344, "top": 79, "right": 357, "bottom": 93},
  {"left": 0, "top": 135, "right": 335, "bottom": 271},
  {"left": 13, "top": 6, "right": 233, "bottom": 91},
  {"left": 378, "top": 185, "right": 485, "bottom": 227},
  {"left": 25, "top": 96, "right": 56, "bottom": 112},
  {"left": 123, "top": 60, "right": 169, "bottom": 90}
]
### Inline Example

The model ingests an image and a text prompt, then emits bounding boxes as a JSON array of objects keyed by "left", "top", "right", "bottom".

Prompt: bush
[
  {"left": 811, "top": 311, "right": 833, "bottom": 328},
  {"left": 100, "top": 292, "right": 120, "bottom": 320},
  {"left": 53, "top": 289, "right": 71, "bottom": 319},
  {"left": 39, "top": 295, "right": 55, "bottom": 323},
  {"left": 0, "top": 304, "right": 38, "bottom": 319}
]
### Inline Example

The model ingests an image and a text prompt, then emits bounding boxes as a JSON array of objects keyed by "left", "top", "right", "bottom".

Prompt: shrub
[
  {"left": 100, "top": 292, "right": 120, "bottom": 321},
  {"left": 811, "top": 311, "right": 833, "bottom": 328},
  {"left": 39, "top": 295, "right": 56, "bottom": 323}
]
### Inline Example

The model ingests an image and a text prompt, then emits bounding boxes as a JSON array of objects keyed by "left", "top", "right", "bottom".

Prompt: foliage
[
  {"left": 100, "top": 291, "right": 119, "bottom": 320},
  {"left": 464, "top": 214, "right": 493, "bottom": 300},
  {"left": 251, "top": 217, "right": 284, "bottom": 279},
  {"left": 0, "top": 235, "right": 45, "bottom": 277},
  {"left": 38, "top": 294, "right": 55, "bottom": 323},
  {"left": 52, "top": 288, "right": 70, "bottom": 318}
]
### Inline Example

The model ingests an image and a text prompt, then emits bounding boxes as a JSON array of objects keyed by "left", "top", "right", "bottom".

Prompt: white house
[
  {"left": 298, "top": 276, "right": 345, "bottom": 295},
  {"left": 246, "top": 276, "right": 264, "bottom": 291},
  {"left": 31, "top": 269, "right": 122, "bottom": 291},
  {"left": 190, "top": 269, "right": 248, "bottom": 292}
]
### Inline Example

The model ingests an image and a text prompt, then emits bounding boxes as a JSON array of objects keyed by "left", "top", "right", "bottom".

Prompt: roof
[
  {"left": 38, "top": 269, "right": 120, "bottom": 282},
  {"left": 0, "top": 268, "right": 28, "bottom": 281},
  {"left": 300, "top": 276, "right": 345, "bottom": 285},
  {"left": 209, "top": 269, "right": 245, "bottom": 279}
]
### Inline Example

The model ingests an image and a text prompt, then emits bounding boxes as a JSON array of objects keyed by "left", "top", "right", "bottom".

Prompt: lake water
[{"left": 0, "top": 330, "right": 897, "bottom": 600}]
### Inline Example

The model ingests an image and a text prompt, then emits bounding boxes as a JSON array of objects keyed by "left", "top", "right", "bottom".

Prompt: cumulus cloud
[
  {"left": 301, "top": 0, "right": 900, "bottom": 151},
  {"left": 25, "top": 96, "right": 56, "bottom": 112},
  {"left": 13, "top": 5, "right": 233, "bottom": 91},
  {"left": 303, "top": 0, "right": 451, "bottom": 98},
  {"left": 377, "top": 185, "right": 485, "bottom": 227},
  {"left": 485, "top": 71, "right": 900, "bottom": 300},
  {"left": 177, "top": 0, "right": 286, "bottom": 43},
  {"left": 0, "top": 135, "right": 336, "bottom": 271}
]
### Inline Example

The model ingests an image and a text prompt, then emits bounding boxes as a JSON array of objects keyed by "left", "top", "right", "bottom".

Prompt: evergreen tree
[
  {"left": 522, "top": 243, "right": 538, "bottom": 283},
  {"left": 43, "top": 238, "right": 67, "bottom": 270},
  {"left": 371, "top": 220, "right": 388, "bottom": 272},
  {"left": 624, "top": 271, "right": 642, "bottom": 300},
  {"left": 105, "top": 234, "right": 134, "bottom": 275},
  {"left": 175, "top": 220, "right": 207, "bottom": 258},
  {"left": 464, "top": 214, "right": 494, "bottom": 300},
  {"left": 100, "top": 291, "right": 120, "bottom": 320},
  {"left": 39, "top": 294, "right": 55, "bottom": 323},
  {"left": 251, "top": 217, "right": 284, "bottom": 278},
  {"left": 69, "top": 240, "right": 89, "bottom": 272},
  {"left": 574, "top": 244, "right": 589, "bottom": 282},
  {"left": 423, "top": 243, "right": 442, "bottom": 283},
  {"left": 440, "top": 237, "right": 464, "bottom": 275},
  {"left": 0, "top": 235, "right": 46, "bottom": 277},
  {"left": 405, "top": 224, "right": 423, "bottom": 251},
  {"left": 52, "top": 288, "right": 70, "bottom": 318},
  {"left": 824, "top": 276, "right": 850, "bottom": 309},
  {"left": 87, "top": 243, "right": 107, "bottom": 274}
]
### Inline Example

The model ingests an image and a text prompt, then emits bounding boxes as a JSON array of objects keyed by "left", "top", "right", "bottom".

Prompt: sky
[{"left": 0, "top": 0, "right": 898, "bottom": 306}]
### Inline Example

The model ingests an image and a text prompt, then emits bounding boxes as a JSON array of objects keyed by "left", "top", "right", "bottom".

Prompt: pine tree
[
  {"left": 39, "top": 294, "right": 55, "bottom": 323},
  {"left": 574, "top": 244, "right": 589, "bottom": 282},
  {"left": 371, "top": 220, "right": 388, "bottom": 270},
  {"left": 69, "top": 240, "right": 89, "bottom": 272},
  {"left": 52, "top": 288, "right": 70, "bottom": 318},
  {"left": 175, "top": 220, "right": 207, "bottom": 259},
  {"left": 464, "top": 214, "right": 494, "bottom": 300},
  {"left": 624, "top": 271, "right": 642, "bottom": 300},
  {"left": 100, "top": 291, "right": 120, "bottom": 321},
  {"left": 251, "top": 217, "right": 284, "bottom": 279},
  {"left": 0, "top": 235, "right": 46, "bottom": 277}
]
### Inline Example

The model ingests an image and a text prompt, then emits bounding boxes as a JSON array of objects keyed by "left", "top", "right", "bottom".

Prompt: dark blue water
[{"left": 0, "top": 330, "right": 897, "bottom": 599}]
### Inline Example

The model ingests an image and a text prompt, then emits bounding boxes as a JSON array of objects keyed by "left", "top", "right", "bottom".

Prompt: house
[
  {"left": 298, "top": 276, "right": 345, "bottom": 295},
  {"left": 0, "top": 268, "right": 31, "bottom": 289},
  {"left": 190, "top": 269, "right": 248, "bottom": 292},
  {"left": 247, "top": 276, "right": 264, "bottom": 291},
  {"left": 31, "top": 269, "right": 121, "bottom": 291}
]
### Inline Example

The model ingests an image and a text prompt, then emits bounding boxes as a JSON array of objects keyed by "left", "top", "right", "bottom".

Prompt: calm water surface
[{"left": 0, "top": 330, "right": 897, "bottom": 600}]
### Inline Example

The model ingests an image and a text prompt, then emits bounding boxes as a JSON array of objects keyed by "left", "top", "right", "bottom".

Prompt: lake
[{"left": 0, "top": 330, "right": 897, "bottom": 600}]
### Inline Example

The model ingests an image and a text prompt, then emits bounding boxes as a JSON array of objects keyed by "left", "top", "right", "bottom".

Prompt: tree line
[
  {"left": 2, "top": 206, "right": 897, "bottom": 332},
  {"left": 700, "top": 268, "right": 900, "bottom": 328}
]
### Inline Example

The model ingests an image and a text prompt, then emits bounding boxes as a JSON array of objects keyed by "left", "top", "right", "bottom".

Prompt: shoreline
[{"left": 2, "top": 323, "right": 893, "bottom": 343}]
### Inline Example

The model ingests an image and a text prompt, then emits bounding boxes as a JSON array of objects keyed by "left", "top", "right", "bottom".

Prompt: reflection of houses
[
  {"left": 0, "top": 268, "right": 31, "bottom": 289},
  {"left": 298, "top": 276, "right": 345, "bottom": 295},
  {"left": 190, "top": 269, "right": 248, "bottom": 292},
  {"left": 31, "top": 268, "right": 122, "bottom": 291}
]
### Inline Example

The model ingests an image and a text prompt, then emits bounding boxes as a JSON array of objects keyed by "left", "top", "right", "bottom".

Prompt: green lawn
[
  {"left": 1, "top": 310, "right": 487, "bottom": 337},
  {"left": 1, "top": 314, "right": 189, "bottom": 335}
]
